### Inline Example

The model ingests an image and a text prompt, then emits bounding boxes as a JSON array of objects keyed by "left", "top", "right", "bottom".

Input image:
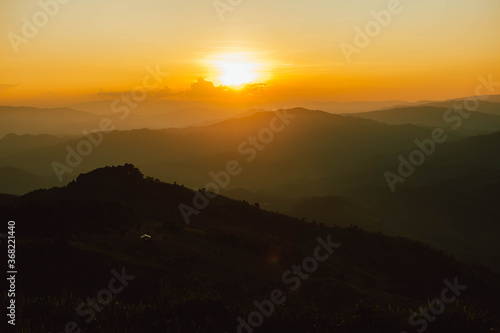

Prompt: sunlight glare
[{"left": 212, "top": 53, "right": 262, "bottom": 87}]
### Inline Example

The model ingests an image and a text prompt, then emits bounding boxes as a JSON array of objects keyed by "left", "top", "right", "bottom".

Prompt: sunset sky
[{"left": 1, "top": 0, "right": 499, "bottom": 107}]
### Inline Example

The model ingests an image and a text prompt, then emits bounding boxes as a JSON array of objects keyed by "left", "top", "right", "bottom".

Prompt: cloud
[
  {"left": 186, "top": 78, "right": 270, "bottom": 100},
  {"left": 89, "top": 79, "right": 270, "bottom": 101},
  {"left": 242, "top": 83, "right": 269, "bottom": 96},
  {"left": 187, "top": 78, "right": 225, "bottom": 99}
]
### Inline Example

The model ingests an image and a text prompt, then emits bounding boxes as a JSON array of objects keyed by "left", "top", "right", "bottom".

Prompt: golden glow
[
  {"left": 219, "top": 62, "right": 258, "bottom": 87},
  {"left": 0, "top": 0, "right": 499, "bottom": 105},
  {"left": 212, "top": 54, "right": 261, "bottom": 87}
]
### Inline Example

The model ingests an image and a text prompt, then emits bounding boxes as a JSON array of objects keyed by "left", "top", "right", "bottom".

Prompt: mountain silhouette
[{"left": 0, "top": 164, "right": 499, "bottom": 332}]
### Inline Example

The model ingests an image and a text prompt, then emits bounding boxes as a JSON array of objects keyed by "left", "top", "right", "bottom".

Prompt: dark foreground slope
[{"left": 0, "top": 165, "right": 499, "bottom": 333}]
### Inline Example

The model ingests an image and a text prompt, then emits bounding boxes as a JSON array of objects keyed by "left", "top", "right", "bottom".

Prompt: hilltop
[{"left": 1, "top": 164, "right": 499, "bottom": 332}]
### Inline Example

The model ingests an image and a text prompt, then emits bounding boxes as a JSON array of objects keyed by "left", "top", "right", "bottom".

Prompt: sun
[
  {"left": 218, "top": 62, "right": 258, "bottom": 87},
  {"left": 210, "top": 53, "right": 262, "bottom": 87}
]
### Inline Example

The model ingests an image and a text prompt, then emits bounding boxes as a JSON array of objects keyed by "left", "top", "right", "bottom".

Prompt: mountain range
[{"left": 1, "top": 164, "right": 498, "bottom": 332}]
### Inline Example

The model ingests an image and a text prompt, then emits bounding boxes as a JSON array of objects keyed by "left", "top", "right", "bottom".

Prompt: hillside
[
  {"left": 354, "top": 106, "right": 500, "bottom": 135},
  {"left": 0, "top": 108, "right": 450, "bottom": 195},
  {"left": 0, "top": 104, "right": 252, "bottom": 138},
  {"left": 0, "top": 164, "right": 499, "bottom": 332},
  {"left": 0, "top": 133, "right": 74, "bottom": 158},
  {"left": 2, "top": 109, "right": 500, "bottom": 277},
  {"left": 0, "top": 106, "right": 103, "bottom": 137},
  {"left": 422, "top": 100, "right": 500, "bottom": 116},
  {"left": 0, "top": 166, "right": 49, "bottom": 195}
]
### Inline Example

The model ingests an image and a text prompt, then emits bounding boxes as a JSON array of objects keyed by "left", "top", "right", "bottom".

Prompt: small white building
[{"left": 140, "top": 234, "right": 152, "bottom": 241}]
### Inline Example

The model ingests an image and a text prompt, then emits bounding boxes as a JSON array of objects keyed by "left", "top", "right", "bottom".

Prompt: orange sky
[{"left": 1, "top": 0, "right": 499, "bottom": 107}]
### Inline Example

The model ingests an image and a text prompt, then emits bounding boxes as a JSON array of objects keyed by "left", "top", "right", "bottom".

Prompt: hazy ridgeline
[{"left": 1, "top": 98, "right": 500, "bottom": 332}]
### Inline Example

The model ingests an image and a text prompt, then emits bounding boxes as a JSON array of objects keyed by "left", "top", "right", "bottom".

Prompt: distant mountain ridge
[
  {"left": 0, "top": 133, "right": 73, "bottom": 157},
  {"left": 354, "top": 104, "right": 500, "bottom": 135},
  {"left": 0, "top": 108, "right": 446, "bottom": 195}
]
